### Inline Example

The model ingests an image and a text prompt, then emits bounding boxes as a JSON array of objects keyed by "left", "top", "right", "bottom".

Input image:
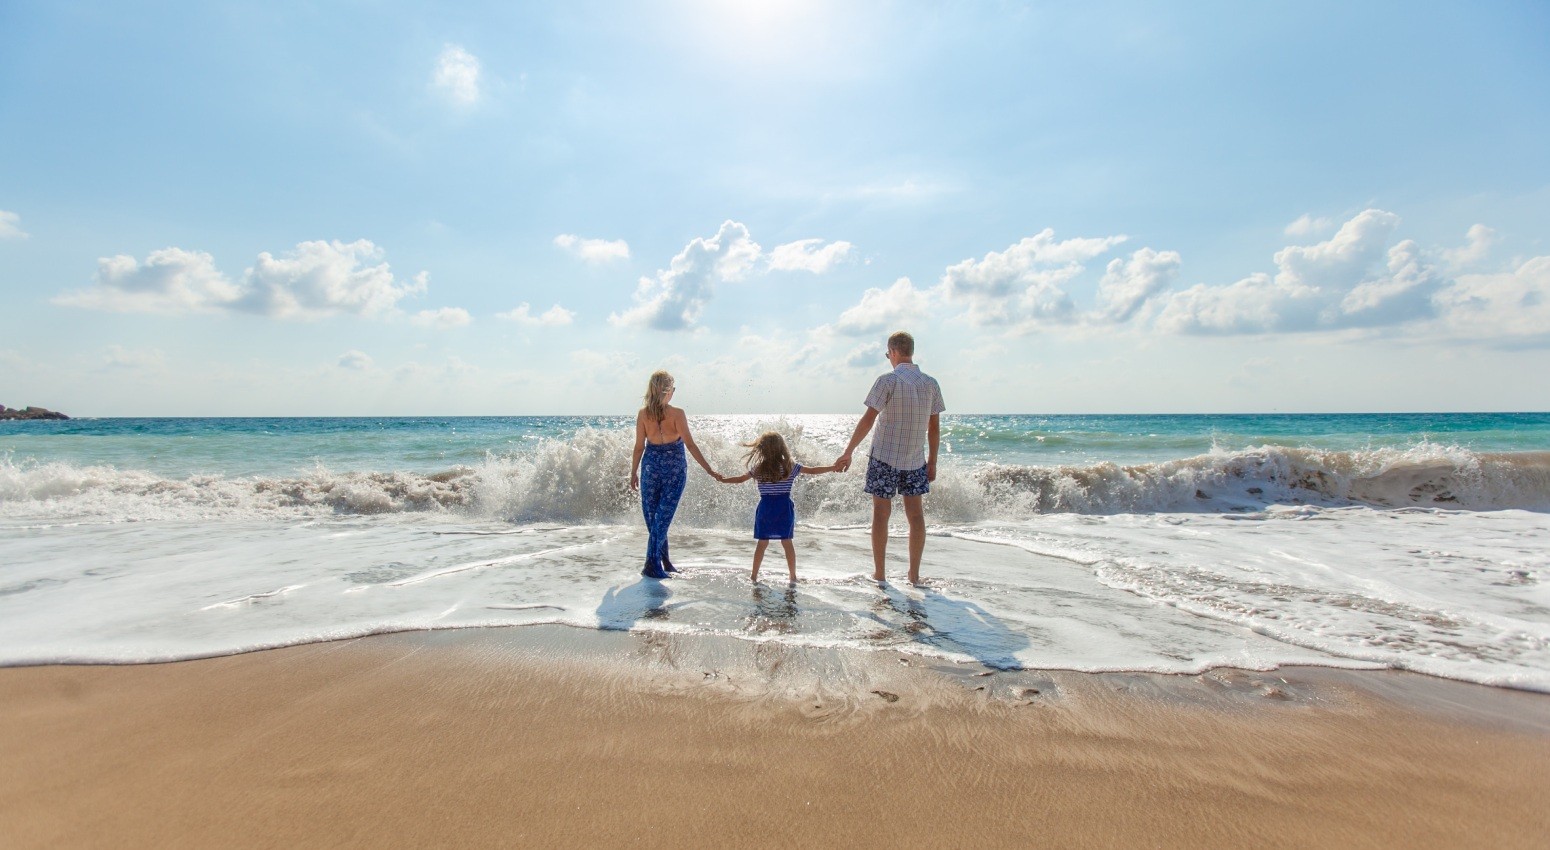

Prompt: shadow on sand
[
  {"left": 595, "top": 577, "right": 676, "bottom": 631},
  {"left": 865, "top": 584, "right": 1030, "bottom": 670}
]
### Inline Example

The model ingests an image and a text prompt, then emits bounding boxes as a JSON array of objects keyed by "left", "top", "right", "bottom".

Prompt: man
[{"left": 834, "top": 331, "right": 945, "bottom": 584}]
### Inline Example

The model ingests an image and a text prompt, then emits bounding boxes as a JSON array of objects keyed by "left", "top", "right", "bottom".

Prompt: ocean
[{"left": 3, "top": 413, "right": 1548, "bottom": 691}]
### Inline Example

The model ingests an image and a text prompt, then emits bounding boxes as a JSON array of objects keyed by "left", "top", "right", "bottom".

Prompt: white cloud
[
  {"left": 554, "top": 234, "right": 630, "bottom": 264},
  {"left": 1156, "top": 209, "right": 1429, "bottom": 334},
  {"left": 937, "top": 229, "right": 1127, "bottom": 326},
  {"left": 843, "top": 341, "right": 880, "bottom": 368},
  {"left": 0, "top": 210, "right": 29, "bottom": 239},
  {"left": 1153, "top": 213, "right": 1550, "bottom": 343},
  {"left": 1157, "top": 272, "right": 1321, "bottom": 335},
  {"left": 433, "top": 45, "right": 481, "bottom": 105},
  {"left": 1094, "top": 248, "right": 1181, "bottom": 323},
  {"left": 1285, "top": 214, "right": 1335, "bottom": 237},
  {"left": 337, "top": 350, "right": 373, "bottom": 370},
  {"left": 767, "top": 238, "right": 853, "bottom": 273},
  {"left": 1337, "top": 239, "right": 1444, "bottom": 326},
  {"left": 1442, "top": 224, "right": 1497, "bottom": 272},
  {"left": 239, "top": 240, "right": 427, "bottom": 320},
  {"left": 54, "top": 240, "right": 430, "bottom": 321},
  {"left": 610, "top": 220, "right": 762, "bottom": 331},
  {"left": 410, "top": 307, "right": 472, "bottom": 330},
  {"left": 831, "top": 277, "right": 930, "bottom": 336},
  {"left": 1274, "top": 208, "right": 1399, "bottom": 293},
  {"left": 496, "top": 302, "right": 574, "bottom": 326},
  {"left": 1434, "top": 255, "right": 1550, "bottom": 344},
  {"left": 605, "top": 222, "right": 860, "bottom": 331},
  {"left": 55, "top": 247, "right": 242, "bottom": 314}
]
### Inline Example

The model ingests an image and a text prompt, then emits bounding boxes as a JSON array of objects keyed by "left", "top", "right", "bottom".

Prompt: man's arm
[
  {"left": 834, "top": 407, "right": 879, "bottom": 472},
  {"left": 926, "top": 413, "right": 940, "bottom": 482}
]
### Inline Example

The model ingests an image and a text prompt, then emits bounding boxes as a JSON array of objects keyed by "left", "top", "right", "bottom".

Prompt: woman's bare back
[{"left": 639, "top": 405, "right": 684, "bottom": 445}]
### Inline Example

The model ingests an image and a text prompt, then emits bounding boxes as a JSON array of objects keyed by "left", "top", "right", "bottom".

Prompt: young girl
[{"left": 714, "top": 431, "right": 838, "bottom": 582}]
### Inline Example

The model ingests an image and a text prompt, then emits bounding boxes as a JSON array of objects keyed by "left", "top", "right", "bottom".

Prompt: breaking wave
[{"left": 3, "top": 430, "right": 1548, "bottom": 524}]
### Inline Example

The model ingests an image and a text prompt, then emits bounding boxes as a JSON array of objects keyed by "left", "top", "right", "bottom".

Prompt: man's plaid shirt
[{"left": 863, "top": 363, "right": 945, "bottom": 470}]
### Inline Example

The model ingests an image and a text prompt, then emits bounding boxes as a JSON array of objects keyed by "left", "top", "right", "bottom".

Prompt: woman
[{"left": 629, "top": 370, "right": 717, "bottom": 578}]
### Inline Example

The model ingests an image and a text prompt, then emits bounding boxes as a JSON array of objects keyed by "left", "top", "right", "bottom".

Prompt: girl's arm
[
  {"left": 677, "top": 409, "right": 718, "bottom": 476},
  {"left": 720, "top": 472, "right": 753, "bottom": 484},
  {"left": 628, "top": 412, "right": 646, "bottom": 491},
  {"left": 799, "top": 463, "right": 840, "bottom": 475}
]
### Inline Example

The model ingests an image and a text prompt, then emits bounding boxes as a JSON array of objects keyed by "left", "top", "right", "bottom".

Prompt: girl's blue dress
[{"left": 752, "top": 463, "right": 801, "bottom": 540}]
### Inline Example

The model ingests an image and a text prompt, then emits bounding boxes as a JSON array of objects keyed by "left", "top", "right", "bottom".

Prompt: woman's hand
[
  {"left": 629, "top": 472, "right": 639, "bottom": 491},
  {"left": 710, "top": 470, "right": 726, "bottom": 483}
]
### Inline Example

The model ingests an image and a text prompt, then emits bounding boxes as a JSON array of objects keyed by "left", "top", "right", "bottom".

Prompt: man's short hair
[{"left": 887, "top": 331, "right": 914, "bottom": 357}]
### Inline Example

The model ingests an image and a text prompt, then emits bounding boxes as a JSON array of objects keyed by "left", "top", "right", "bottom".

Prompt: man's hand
[
  {"left": 926, "top": 460, "right": 936, "bottom": 482},
  {"left": 834, "top": 451, "right": 852, "bottom": 473}
]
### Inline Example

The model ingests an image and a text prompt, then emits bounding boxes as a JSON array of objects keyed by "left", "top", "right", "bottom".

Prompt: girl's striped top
[{"left": 754, "top": 463, "right": 802, "bottom": 497}]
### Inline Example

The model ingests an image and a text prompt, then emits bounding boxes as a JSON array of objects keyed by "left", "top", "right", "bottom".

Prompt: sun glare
[{"left": 681, "top": 0, "right": 842, "bottom": 70}]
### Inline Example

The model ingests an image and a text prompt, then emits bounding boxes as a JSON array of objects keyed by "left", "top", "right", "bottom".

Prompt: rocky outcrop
[{"left": 0, "top": 405, "right": 70, "bottom": 420}]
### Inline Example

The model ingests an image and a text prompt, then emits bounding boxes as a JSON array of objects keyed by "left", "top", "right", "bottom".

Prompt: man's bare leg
[
  {"left": 903, "top": 495, "right": 926, "bottom": 584},
  {"left": 871, "top": 496, "right": 892, "bottom": 581}
]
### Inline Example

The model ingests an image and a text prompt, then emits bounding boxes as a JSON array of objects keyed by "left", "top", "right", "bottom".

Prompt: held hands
[{"left": 834, "top": 451, "right": 853, "bottom": 473}]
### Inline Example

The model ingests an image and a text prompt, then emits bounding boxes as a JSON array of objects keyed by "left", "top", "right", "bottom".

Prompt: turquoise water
[{"left": 5, "top": 413, "right": 1548, "bottom": 478}]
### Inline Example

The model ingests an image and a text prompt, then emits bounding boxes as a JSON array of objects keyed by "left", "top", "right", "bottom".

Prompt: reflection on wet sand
[{"left": 746, "top": 584, "right": 799, "bottom": 635}]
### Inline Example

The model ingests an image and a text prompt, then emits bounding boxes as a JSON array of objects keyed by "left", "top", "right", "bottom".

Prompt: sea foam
[{"left": 4, "top": 433, "right": 1548, "bottom": 524}]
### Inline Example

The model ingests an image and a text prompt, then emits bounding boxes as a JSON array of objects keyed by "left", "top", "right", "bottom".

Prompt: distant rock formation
[{"left": 0, "top": 405, "right": 70, "bottom": 420}]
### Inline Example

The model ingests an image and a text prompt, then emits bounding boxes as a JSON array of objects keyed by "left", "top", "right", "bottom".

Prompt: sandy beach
[{"left": 3, "top": 626, "right": 1547, "bottom": 849}]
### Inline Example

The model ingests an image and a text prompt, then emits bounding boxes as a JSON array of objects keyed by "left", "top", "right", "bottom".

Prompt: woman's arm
[
  {"left": 677, "top": 409, "right": 718, "bottom": 476},
  {"left": 628, "top": 411, "right": 646, "bottom": 491}
]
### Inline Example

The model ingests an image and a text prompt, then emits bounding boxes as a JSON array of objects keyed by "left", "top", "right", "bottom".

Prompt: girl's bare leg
[
  {"left": 781, "top": 539, "right": 797, "bottom": 583},
  {"left": 751, "top": 540, "right": 769, "bottom": 582}
]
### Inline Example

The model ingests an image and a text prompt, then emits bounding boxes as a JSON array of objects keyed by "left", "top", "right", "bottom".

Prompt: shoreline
[
  {"left": 4, "top": 625, "right": 1548, "bottom": 848},
  {"left": 6, "top": 621, "right": 1550, "bottom": 726}
]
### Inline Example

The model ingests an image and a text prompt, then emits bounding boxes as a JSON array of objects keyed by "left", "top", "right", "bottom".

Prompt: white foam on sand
[{"left": 2, "top": 502, "right": 1547, "bottom": 691}]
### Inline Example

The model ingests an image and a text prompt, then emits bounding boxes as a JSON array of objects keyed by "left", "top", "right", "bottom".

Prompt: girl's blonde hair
[
  {"left": 643, "top": 371, "right": 674, "bottom": 423},
  {"left": 743, "top": 431, "right": 793, "bottom": 483}
]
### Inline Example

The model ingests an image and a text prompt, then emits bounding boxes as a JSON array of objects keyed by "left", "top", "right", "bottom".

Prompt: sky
[{"left": 2, "top": 0, "right": 1549, "bottom": 416}]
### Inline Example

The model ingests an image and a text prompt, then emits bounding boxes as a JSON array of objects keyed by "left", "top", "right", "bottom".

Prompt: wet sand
[{"left": 3, "top": 626, "right": 1548, "bottom": 849}]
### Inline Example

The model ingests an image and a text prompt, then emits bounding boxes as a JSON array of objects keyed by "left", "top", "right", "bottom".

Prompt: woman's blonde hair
[
  {"left": 643, "top": 371, "right": 674, "bottom": 422},
  {"left": 743, "top": 431, "right": 793, "bottom": 483}
]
